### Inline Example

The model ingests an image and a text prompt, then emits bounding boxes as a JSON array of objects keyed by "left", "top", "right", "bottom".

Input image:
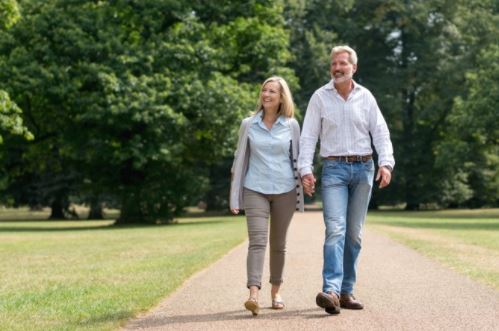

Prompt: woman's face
[{"left": 260, "top": 81, "right": 281, "bottom": 111}]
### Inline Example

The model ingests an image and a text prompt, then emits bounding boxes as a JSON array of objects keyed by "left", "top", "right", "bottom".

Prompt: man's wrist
[
  {"left": 382, "top": 165, "right": 393, "bottom": 172},
  {"left": 299, "top": 167, "right": 313, "bottom": 178}
]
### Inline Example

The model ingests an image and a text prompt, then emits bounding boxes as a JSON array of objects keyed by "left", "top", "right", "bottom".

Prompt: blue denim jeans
[{"left": 321, "top": 159, "right": 374, "bottom": 294}]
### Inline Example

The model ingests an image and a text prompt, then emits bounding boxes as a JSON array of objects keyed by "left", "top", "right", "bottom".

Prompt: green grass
[
  {"left": 0, "top": 214, "right": 247, "bottom": 331},
  {"left": 367, "top": 209, "right": 499, "bottom": 290},
  {"left": 2, "top": 208, "right": 497, "bottom": 330}
]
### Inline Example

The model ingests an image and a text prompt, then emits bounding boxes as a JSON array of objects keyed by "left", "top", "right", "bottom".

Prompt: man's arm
[
  {"left": 298, "top": 93, "right": 321, "bottom": 195},
  {"left": 368, "top": 94, "right": 395, "bottom": 188}
]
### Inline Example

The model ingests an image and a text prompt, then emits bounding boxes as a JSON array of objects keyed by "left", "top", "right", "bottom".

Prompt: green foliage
[
  {"left": 285, "top": 0, "right": 498, "bottom": 209},
  {"left": 0, "top": 0, "right": 496, "bottom": 216},
  {"left": 0, "top": 0, "right": 20, "bottom": 30},
  {"left": 436, "top": 44, "right": 499, "bottom": 207},
  {"left": 0, "top": 0, "right": 295, "bottom": 222},
  {"left": 0, "top": 91, "right": 33, "bottom": 143},
  {"left": 0, "top": 0, "right": 32, "bottom": 144}
]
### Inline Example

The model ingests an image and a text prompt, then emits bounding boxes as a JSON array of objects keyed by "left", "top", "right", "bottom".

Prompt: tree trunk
[
  {"left": 49, "top": 199, "right": 65, "bottom": 219},
  {"left": 88, "top": 199, "right": 104, "bottom": 219},
  {"left": 115, "top": 192, "right": 144, "bottom": 224},
  {"left": 204, "top": 159, "right": 231, "bottom": 211}
]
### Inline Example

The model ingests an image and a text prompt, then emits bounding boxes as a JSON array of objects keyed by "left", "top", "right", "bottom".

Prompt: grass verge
[
  {"left": 0, "top": 215, "right": 246, "bottom": 331},
  {"left": 367, "top": 209, "right": 499, "bottom": 290}
]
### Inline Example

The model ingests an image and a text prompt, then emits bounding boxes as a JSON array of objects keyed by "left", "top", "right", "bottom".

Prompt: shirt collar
[
  {"left": 326, "top": 79, "right": 361, "bottom": 93},
  {"left": 276, "top": 115, "right": 287, "bottom": 125},
  {"left": 252, "top": 110, "right": 287, "bottom": 126},
  {"left": 252, "top": 111, "right": 263, "bottom": 123}
]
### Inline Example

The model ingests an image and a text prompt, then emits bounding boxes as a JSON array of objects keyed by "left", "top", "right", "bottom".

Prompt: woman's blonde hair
[{"left": 255, "top": 76, "right": 295, "bottom": 118}]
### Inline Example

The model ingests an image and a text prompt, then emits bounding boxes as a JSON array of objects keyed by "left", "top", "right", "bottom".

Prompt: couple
[{"left": 230, "top": 45, "right": 395, "bottom": 316}]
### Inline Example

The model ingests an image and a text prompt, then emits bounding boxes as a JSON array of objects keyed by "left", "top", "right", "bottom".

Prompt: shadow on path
[{"left": 127, "top": 308, "right": 325, "bottom": 329}]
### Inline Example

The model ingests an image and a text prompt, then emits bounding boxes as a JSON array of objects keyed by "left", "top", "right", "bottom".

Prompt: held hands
[
  {"left": 376, "top": 166, "right": 392, "bottom": 189},
  {"left": 231, "top": 209, "right": 240, "bottom": 215},
  {"left": 302, "top": 174, "right": 316, "bottom": 197}
]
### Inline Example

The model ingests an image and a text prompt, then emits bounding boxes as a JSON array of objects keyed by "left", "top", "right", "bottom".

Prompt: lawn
[
  {"left": 367, "top": 209, "right": 499, "bottom": 290},
  {"left": 0, "top": 212, "right": 247, "bottom": 331},
  {"left": 2, "top": 208, "right": 497, "bottom": 331}
]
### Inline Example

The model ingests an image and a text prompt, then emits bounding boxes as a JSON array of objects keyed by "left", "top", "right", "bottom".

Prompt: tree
[
  {"left": 285, "top": 0, "right": 498, "bottom": 209},
  {"left": 0, "top": 91, "right": 33, "bottom": 143},
  {"left": 436, "top": 44, "right": 499, "bottom": 207},
  {"left": 0, "top": 0, "right": 32, "bottom": 144},
  {"left": 0, "top": 0, "right": 295, "bottom": 222},
  {"left": 0, "top": 0, "right": 20, "bottom": 30}
]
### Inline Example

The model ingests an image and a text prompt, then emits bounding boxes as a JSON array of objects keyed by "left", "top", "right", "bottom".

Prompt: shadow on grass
[
  {"left": 372, "top": 220, "right": 499, "bottom": 231},
  {"left": 370, "top": 209, "right": 499, "bottom": 219},
  {"left": 78, "top": 310, "right": 134, "bottom": 328},
  {"left": 0, "top": 224, "right": 116, "bottom": 232},
  {"left": 0, "top": 218, "right": 235, "bottom": 232}
]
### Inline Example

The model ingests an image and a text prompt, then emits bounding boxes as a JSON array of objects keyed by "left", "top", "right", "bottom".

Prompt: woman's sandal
[
  {"left": 244, "top": 297, "right": 260, "bottom": 316},
  {"left": 271, "top": 295, "right": 285, "bottom": 310}
]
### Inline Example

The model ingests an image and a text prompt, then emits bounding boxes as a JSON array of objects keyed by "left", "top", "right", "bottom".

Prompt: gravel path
[{"left": 122, "top": 212, "right": 499, "bottom": 331}]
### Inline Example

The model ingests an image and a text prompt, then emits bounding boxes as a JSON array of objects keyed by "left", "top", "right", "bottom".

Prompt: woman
[{"left": 230, "top": 76, "right": 304, "bottom": 316}]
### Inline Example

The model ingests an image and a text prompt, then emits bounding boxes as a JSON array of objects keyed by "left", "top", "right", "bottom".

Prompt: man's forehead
[{"left": 332, "top": 52, "right": 350, "bottom": 61}]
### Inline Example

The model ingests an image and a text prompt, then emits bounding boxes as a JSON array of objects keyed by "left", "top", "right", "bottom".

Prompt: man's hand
[
  {"left": 302, "top": 174, "right": 316, "bottom": 197},
  {"left": 376, "top": 166, "right": 392, "bottom": 189},
  {"left": 230, "top": 208, "right": 239, "bottom": 215}
]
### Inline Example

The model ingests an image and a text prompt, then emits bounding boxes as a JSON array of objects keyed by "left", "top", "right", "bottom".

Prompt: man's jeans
[{"left": 321, "top": 159, "right": 374, "bottom": 294}]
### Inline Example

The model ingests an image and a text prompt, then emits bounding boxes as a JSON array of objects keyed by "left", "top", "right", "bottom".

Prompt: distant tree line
[{"left": 0, "top": 0, "right": 497, "bottom": 223}]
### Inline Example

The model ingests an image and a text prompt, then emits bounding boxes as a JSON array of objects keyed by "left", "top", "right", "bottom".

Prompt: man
[{"left": 298, "top": 45, "right": 395, "bottom": 314}]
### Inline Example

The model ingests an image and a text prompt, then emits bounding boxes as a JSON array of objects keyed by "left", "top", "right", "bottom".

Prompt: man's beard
[{"left": 332, "top": 71, "right": 353, "bottom": 84}]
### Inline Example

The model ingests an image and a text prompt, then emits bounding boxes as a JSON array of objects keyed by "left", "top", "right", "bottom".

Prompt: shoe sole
[
  {"left": 244, "top": 300, "right": 259, "bottom": 316},
  {"left": 340, "top": 302, "right": 364, "bottom": 310},
  {"left": 325, "top": 306, "right": 341, "bottom": 314},
  {"left": 316, "top": 292, "right": 341, "bottom": 315}
]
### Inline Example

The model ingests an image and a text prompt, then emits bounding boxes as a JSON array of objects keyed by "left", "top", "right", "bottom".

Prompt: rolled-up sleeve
[
  {"left": 369, "top": 96, "right": 395, "bottom": 169},
  {"left": 298, "top": 93, "right": 321, "bottom": 176}
]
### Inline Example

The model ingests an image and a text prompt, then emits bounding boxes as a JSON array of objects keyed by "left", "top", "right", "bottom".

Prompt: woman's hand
[{"left": 302, "top": 174, "right": 316, "bottom": 197}]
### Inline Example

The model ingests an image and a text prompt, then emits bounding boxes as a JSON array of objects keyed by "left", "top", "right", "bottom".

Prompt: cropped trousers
[{"left": 243, "top": 187, "right": 296, "bottom": 289}]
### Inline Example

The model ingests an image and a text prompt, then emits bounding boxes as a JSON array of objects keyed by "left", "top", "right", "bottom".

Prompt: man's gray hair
[{"left": 331, "top": 45, "right": 358, "bottom": 65}]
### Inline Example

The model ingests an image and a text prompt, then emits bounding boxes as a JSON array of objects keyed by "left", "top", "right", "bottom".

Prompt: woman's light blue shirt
[{"left": 244, "top": 112, "right": 295, "bottom": 194}]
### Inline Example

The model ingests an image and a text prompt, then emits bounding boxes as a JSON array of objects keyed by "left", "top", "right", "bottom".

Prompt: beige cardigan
[{"left": 230, "top": 113, "right": 305, "bottom": 212}]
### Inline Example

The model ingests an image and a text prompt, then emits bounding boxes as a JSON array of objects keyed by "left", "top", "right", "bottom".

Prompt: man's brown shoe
[
  {"left": 339, "top": 293, "right": 364, "bottom": 310},
  {"left": 316, "top": 292, "right": 340, "bottom": 315}
]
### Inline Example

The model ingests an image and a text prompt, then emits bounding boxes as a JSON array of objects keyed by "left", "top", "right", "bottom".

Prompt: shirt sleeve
[
  {"left": 368, "top": 95, "right": 395, "bottom": 170},
  {"left": 298, "top": 92, "right": 321, "bottom": 176},
  {"left": 231, "top": 119, "right": 246, "bottom": 173}
]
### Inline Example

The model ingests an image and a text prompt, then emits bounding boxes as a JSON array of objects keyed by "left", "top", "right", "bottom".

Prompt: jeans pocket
[
  {"left": 323, "top": 160, "right": 338, "bottom": 171},
  {"left": 363, "top": 160, "right": 374, "bottom": 171}
]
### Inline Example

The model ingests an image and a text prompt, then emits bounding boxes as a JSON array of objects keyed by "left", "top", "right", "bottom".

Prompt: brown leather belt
[{"left": 324, "top": 155, "right": 372, "bottom": 162}]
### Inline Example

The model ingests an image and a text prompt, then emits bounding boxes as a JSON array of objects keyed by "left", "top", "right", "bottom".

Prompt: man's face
[{"left": 330, "top": 52, "right": 357, "bottom": 84}]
